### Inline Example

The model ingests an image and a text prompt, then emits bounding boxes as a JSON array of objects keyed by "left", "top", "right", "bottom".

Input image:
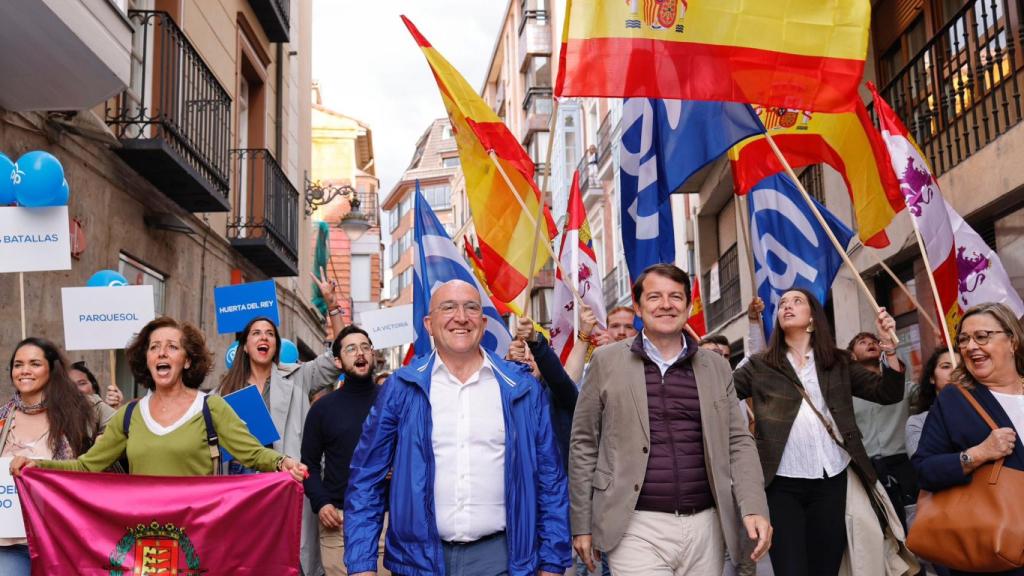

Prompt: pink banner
[{"left": 16, "top": 468, "right": 302, "bottom": 575}]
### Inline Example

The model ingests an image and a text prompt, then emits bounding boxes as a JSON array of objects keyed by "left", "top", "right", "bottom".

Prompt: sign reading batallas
[
  {"left": 61, "top": 285, "right": 156, "bottom": 350},
  {"left": 356, "top": 304, "right": 415, "bottom": 350},
  {"left": 214, "top": 280, "right": 280, "bottom": 334},
  {"left": 0, "top": 206, "right": 72, "bottom": 273}
]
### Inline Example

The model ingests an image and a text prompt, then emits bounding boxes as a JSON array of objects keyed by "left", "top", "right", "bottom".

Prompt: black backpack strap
[
  {"left": 201, "top": 396, "right": 221, "bottom": 473},
  {"left": 122, "top": 399, "right": 141, "bottom": 437}
]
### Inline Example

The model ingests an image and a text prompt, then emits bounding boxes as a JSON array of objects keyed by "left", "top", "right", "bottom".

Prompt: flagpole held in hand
[
  {"left": 487, "top": 150, "right": 585, "bottom": 309},
  {"left": 735, "top": 194, "right": 764, "bottom": 340},
  {"left": 523, "top": 99, "right": 561, "bottom": 317},
  {"left": 762, "top": 132, "right": 900, "bottom": 344}
]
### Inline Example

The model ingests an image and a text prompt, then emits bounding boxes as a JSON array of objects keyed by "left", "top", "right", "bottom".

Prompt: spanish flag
[
  {"left": 403, "top": 16, "right": 556, "bottom": 303},
  {"left": 729, "top": 101, "right": 905, "bottom": 248},
  {"left": 556, "top": 0, "right": 871, "bottom": 113},
  {"left": 688, "top": 275, "right": 707, "bottom": 338}
]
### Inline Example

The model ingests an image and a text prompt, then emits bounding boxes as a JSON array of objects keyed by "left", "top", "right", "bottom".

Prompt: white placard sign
[
  {"left": 0, "top": 206, "right": 72, "bottom": 273},
  {"left": 0, "top": 457, "right": 26, "bottom": 538},
  {"left": 62, "top": 285, "right": 156, "bottom": 350},
  {"left": 708, "top": 261, "right": 722, "bottom": 303},
  {"left": 356, "top": 304, "right": 415, "bottom": 350}
]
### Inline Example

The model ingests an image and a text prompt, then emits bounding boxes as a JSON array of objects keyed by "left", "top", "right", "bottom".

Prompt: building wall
[{"left": 0, "top": 0, "right": 319, "bottom": 398}]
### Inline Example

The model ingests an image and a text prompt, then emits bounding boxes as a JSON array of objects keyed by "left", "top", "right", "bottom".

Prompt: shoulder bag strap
[
  {"left": 952, "top": 384, "right": 1006, "bottom": 484},
  {"left": 122, "top": 399, "right": 141, "bottom": 437},
  {"left": 200, "top": 397, "right": 221, "bottom": 475},
  {"left": 788, "top": 378, "right": 848, "bottom": 451}
]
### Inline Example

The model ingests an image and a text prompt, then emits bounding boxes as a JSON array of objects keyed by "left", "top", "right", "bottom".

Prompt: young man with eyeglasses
[
  {"left": 301, "top": 325, "right": 386, "bottom": 575},
  {"left": 344, "top": 279, "right": 571, "bottom": 576}
]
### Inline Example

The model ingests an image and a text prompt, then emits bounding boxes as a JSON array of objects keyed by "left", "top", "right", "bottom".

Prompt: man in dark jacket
[
  {"left": 570, "top": 264, "right": 771, "bottom": 575},
  {"left": 345, "top": 280, "right": 572, "bottom": 576},
  {"left": 301, "top": 325, "right": 383, "bottom": 576}
]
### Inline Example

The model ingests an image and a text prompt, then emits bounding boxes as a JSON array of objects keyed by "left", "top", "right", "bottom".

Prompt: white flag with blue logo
[
  {"left": 749, "top": 173, "right": 855, "bottom": 337},
  {"left": 412, "top": 182, "right": 511, "bottom": 357}
]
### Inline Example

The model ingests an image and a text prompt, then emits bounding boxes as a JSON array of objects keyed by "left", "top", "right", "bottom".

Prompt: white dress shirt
[
  {"left": 430, "top": 355, "right": 506, "bottom": 542},
  {"left": 776, "top": 350, "right": 850, "bottom": 479},
  {"left": 641, "top": 330, "right": 688, "bottom": 376},
  {"left": 991, "top": 391, "right": 1024, "bottom": 439}
]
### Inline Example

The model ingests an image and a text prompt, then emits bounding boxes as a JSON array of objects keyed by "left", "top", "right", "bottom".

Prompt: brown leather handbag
[{"left": 906, "top": 384, "right": 1024, "bottom": 572}]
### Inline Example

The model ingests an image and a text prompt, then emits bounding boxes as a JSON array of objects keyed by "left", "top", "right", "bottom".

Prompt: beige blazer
[{"left": 569, "top": 337, "right": 770, "bottom": 560}]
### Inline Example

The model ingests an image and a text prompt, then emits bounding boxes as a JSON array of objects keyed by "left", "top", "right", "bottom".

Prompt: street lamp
[{"left": 303, "top": 178, "right": 371, "bottom": 234}]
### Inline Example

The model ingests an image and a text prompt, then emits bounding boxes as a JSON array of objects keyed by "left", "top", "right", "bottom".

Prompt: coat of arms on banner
[{"left": 109, "top": 522, "right": 203, "bottom": 575}]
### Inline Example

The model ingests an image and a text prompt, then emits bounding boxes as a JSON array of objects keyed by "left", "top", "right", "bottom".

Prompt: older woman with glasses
[{"left": 912, "top": 302, "right": 1024, "bottom": 576}]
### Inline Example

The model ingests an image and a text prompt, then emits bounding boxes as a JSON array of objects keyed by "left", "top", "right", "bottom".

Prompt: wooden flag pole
[
  {"left": 487, "top": 150, "right": 585, "bottom": 308},
  {"left": 522, "top": 98, "right": 561, "bottom": 319},
  {"left": 762, "top": 133, "right": 899, "bottom": 344},
  {"left": 907, "top": 216, "right": 958, "bottom": 363},
  {"left": 109, "top": 349, "right": 117, "bottom": 396},
  {"left": 851, "top": 239, "right": 943, "bottom": 338},
  {"left": 19, "top": 272, "right": 26, "bottom": 339},
  {"left": 735, "top": 194, "right": 764, "bottom": 337}
]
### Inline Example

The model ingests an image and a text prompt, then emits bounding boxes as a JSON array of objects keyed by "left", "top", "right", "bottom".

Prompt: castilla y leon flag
[
  {"left": 869, "top": 84, "right": 1024, "bottom": 334},
  {"left": 16, "top": 468, "right": 303, "bottom": 575},
  {"left": 402, "top": 16, "right": 556, "bottom": 304},
  {"left": 688, "top": 275, "right": 707, "bottom": 338},
  {"left": 550, "top": 171, "right": 606, "bottom": 364},
  {"left": 729, "top": 101, "right": 905, "bottom": 248},
  {"left": 556, "top": 0, "right": 871, "bottom": 112}
]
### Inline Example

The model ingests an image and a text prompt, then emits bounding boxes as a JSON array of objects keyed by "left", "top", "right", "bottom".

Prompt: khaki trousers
[
  {"left": 320, "top": 512, "right": 389, "bottom": 576},
  {"left": 607, "top": 508, "right": 725, "bottom": 576}
]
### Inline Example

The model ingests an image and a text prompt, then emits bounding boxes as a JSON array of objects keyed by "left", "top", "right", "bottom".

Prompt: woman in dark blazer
[
  {"left": 912, "top": 302, "right": 1024, "bottom": 576},
  {"left": 734, "top": 288, "right": 905, "bottom": 576}
]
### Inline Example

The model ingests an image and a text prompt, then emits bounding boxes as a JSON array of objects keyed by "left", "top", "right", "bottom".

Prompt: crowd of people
[{"left": 3, "top": 262, "right": 1024, "bottom": 576}]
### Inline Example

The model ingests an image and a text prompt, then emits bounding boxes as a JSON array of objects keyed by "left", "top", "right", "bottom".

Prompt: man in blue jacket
[{"left": 345, "top": 280, "right": 572, "bottom": 576}]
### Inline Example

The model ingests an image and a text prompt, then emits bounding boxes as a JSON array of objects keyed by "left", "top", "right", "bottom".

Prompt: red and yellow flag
[
  {"left": 729, "top": 101, "right": 905, "bottom": 248},
  {"left": 688, "top": 275, "right": 707, "bottom": 338},
  {"left": 556, "top": 0, "right": 871, "bottom": 113},
  {"left": 403, "top": 16, "right": 556, "bottom": 303}
]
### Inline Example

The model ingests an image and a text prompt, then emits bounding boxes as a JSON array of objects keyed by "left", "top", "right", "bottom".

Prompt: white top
[
  {"left": 641, "top": 330, "right": 688, "bottom": 376},
  {"left": 776, "top": 350, "right": 851, "bottom": 479},
  {"left": 905, "top": 411, "right": 929, "bottom": 458},
  {"left": 430, "top": 355, "right": 506, "bottom": 542},
  {"left": 139, "top": 390, "right": 207, "bottom": 436},
  {"left": 990, "top": 391, "right": 1024, "bottom": 438}
]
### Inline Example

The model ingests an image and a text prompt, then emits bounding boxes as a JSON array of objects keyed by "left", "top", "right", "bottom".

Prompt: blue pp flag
[
  {"left": 412, "top": 182, "right": 511, "bottom": 358},
  {"left": 619, "top": 98, "right": 764, "bottom": 285},
  {"left": 748, "top": 173, "right": 855, "bottom": 337}
]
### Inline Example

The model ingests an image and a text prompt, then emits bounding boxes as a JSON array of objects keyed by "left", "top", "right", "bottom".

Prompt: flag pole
[
  {"left": 734, "top": 193, "right": 764, "bottom": 338},
  {"left": 19, "top": 272, "right": 26, "bottom": 339},
  {"left": 907, "top": 217, "right": 958, "bottom": 362},
  {"left": 762, "top": 133, "right": 899, "bottom": 344},
  {"left": 851, "top": 239, "right": 944, "bottom": 338},
  {"left": 522, "top": 99, "right": 561, "bottom": 319},
  {"left": 487, "top": 150, "right": 584, "bottom": 308}
]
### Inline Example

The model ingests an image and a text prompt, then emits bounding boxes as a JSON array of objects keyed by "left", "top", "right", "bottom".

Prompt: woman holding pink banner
[
  {"left": 1, "top": 337, "right": 97, "bottom": 575},
  {"left": 10, "top": 317, "right": 307, "bottom": 482}
]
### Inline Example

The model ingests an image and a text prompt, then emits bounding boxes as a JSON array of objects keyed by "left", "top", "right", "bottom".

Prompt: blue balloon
[
  {"left": 280, "top": 338, "right": 299, "bottom": 364},
  {"left": 0, "top": 154, "right": 14, "bottom": 205},
  {"left": 225, "top": 341, "right": 239, "bottom": 369},
  {"left": 14, "top": 151, "right": 66, "bottom": 207},
  {"left": 87, "top": 269, "right": 129, "bottom": 287}
]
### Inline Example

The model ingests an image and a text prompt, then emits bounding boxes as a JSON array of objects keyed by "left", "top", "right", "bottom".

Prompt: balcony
[
  {"left": 227, "top": 149, "right": 300, "bottom": 277},
  {"left": 0, "top": 0, "right": 131, "bottom": 111},
  {"left": 518, "top": 9, "right": 552, "bottom": 72},
  {"left": 704, "top": 245, "right": 741, "bottom": 330},
  {"left": 872, "top": 0, "right": 1024, "bottom": 178},
  {"left": 248, "top": 0, "right": 290, "bottom": 43},
  {"left": 604, "top": 266, "right": 631, "bottom": 309},
  {"left": 576, "top": 148, "right": 604, "bottom": 209},
  {"left": 106, "top": 11, "right": 231, "bottom": 212},
  {"left": 523, "top": 87, "right": 553, "bottom": 136}
]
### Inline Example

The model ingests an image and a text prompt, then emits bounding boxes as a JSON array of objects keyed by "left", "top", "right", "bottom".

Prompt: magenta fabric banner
[{"left": 16, "top": 468, "right": 302, "bottom": 575}]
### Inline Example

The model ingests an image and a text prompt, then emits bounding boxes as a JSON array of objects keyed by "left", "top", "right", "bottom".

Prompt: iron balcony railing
[
  {"left": 227, "top": 149, "right": 299, "bottom": 266},
  {"left": 248, "top": 0, "right": 290, "bottom": 42},
  {"left": 704, "top": 244, "right": 741, "bottom": 330},
  {"left": 106, "top": 10, "right": 231, "bottom": 204},
  {"left": 871, "top": 0, "right": 1024, "bottom": 178}
]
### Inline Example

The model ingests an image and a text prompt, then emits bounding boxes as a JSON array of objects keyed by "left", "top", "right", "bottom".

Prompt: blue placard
[
  {"left": 214, "top": 280, "right": 279, "bottom": 334},
  {"left": 221, "top": 384, "right": 280, "bottom": 463}
]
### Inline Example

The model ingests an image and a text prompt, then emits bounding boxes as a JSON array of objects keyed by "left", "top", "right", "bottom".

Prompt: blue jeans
[
  {"left": 575, "top": 555, "right": 613, "bottom": 576},
  {"left": 0, "top": 544, "right": 31, "bottom": 576},
  {"left": 441, "top": 532, "right": 508, "bottom": 576}
]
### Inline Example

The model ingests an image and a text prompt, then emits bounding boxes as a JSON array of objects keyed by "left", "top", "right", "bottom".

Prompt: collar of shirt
[
  {"left": 787, "top": 348, "right": 815, "bottom": 375},
  {"left": 431, "top": 351, "right": 494, "bottom": 387},
  {"left": 641, "top": 330, "right": 688, "bottom": 376}
]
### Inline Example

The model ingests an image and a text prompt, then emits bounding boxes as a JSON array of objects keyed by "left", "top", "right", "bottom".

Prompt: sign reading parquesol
[
  {"left": 0, "top": 206, "right": 72, "bottom": 273},
  {"left": 61, "top": 285, "right": 156, "bottom": 350}
]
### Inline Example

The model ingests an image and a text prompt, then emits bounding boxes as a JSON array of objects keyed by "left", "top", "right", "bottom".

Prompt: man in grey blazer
[{"left": 570, "top": 264, "right": 772, "bottom": 575}]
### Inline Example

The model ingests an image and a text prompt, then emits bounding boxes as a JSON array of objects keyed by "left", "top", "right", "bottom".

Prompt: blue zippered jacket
[{"left": 344, "top": 350, "right": 573, "bottom": 575}]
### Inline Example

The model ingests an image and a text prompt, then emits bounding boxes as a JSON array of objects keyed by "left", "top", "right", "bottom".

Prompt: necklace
[{"left": 13, "top": 392, "right": 47, "bottom": 415}]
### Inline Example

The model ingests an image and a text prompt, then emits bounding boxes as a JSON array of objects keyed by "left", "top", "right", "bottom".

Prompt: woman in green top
[{"left": 10, "top": 317, "right": 307, "bottom": 482}]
